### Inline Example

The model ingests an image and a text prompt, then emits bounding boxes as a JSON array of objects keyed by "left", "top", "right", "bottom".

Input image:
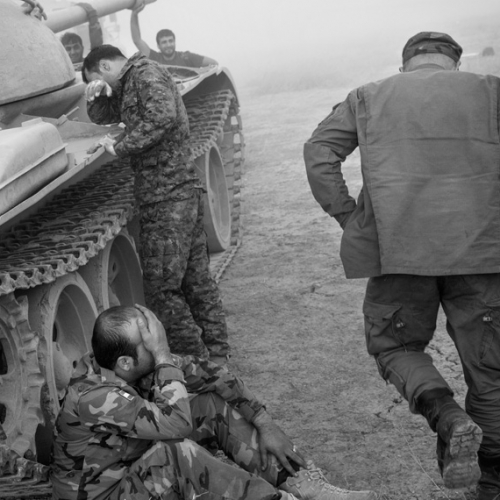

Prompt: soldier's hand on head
[
  {"left": 135, "top": 304, "right": 172, "bottom": 363},
  {"left": 85, "top": 80, "right": 113, "bottom": 102}
]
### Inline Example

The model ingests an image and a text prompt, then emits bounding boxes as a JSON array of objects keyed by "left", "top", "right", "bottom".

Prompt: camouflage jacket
[
  {"left": 51, "top": 353, "right": 265, "bottom": 500},
  {"left": 87, "top": 52, "right": 199, "bottom": 206}
]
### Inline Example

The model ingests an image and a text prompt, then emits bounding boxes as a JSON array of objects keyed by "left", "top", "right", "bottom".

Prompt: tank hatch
[{"left": 0, "top": 0, "right": 75, "bottom": 106}]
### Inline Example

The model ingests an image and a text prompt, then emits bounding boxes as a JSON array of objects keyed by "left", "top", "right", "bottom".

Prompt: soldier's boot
[
  {"left": 416, "top": 388, "right": 482, "bottom": 489},
  {"left": 280, "top": 461, "right": 377, "bottom": 500},
  {"left": 477, "top": 458, "right": 500, "bottom": 500}
]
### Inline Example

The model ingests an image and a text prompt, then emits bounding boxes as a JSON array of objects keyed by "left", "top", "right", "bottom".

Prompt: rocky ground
[{"left": 218, "top": 85, "right": 474, "bottom": 500}]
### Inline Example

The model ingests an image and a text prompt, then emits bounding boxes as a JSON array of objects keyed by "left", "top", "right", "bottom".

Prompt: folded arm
[{"left": 303, "top": 97, "right": 359, "bottom": 228}]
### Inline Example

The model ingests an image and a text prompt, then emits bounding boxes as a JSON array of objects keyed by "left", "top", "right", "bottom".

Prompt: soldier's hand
[
  {"left": 253, "top": 410, "right": 307, "bottom": 476},
  {"left": 135, "top": 304, "right": 172, "bottom": 363},
  {"left": 85, "top": 80, "right": 113, "bottom": 102},
  {"left": 130, "top": 0, "right": 146, "bottom": 13},
  {"left": 21, "top": 0, "right": 47, "bottom": 20},
  {"left": 87, "top": 135, "right": 117, "bottom": 156}
]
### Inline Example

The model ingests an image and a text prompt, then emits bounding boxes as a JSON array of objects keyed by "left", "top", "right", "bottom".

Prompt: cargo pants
[
  {"left": 363, "top": 273, "right": 500, "bottom": 460},
  {"left": 139, "top": 187, "right": 229, "bottom": 359},
  {"left": 115, "top": 393, "right": 282, "bottom": 500}
]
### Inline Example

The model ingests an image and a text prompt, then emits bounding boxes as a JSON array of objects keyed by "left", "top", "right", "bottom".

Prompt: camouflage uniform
[
  {"left": 51, "top": 353, "right": 282, "bottom": 500},
  {"left": 87, "top": 53, "right": 228, "bottom": 359}
]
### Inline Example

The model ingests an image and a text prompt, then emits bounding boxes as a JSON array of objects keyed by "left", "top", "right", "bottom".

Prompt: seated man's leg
[
  {"left": 442, "top": 274, "right": 500, "bottom": 499},
  {"left": 190, "top": 392, "right": 280, "bottom": 484},
  {"left": 190, "top": 393, "right": 377, "bottom": 500},
  {"left": 119, "top": 439, "right": 281, "bottom": 500}
]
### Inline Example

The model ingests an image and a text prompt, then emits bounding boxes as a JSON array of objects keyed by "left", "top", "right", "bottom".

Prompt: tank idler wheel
[
  {"left": 79, "top": 228, "right": 145, "bottom": 313},
  {"left": 195, "top": 146, "right": 231, "bottom": 252},
  {"left": 26, "top": 272, "right": 98, "bottom": 464}
]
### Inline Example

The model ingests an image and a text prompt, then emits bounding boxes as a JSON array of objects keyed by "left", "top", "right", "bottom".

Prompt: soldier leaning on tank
[
  {"left": 51, "top": 304, "right": 378, "bottom": 500},
  {"left": 60, "top": 2, "right": 103, "bottom": 69},
  {"left": 81, "top": 44, "right": 229, "bottom": 363},
  {"left": 304, "top": 31, "right": 500, "bottom": 499},
  {"left": 129, "top": 0, "right": 218, "bottom": 68}
]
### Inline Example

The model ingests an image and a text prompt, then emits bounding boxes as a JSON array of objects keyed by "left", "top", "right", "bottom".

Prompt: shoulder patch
[{"left": 117, "top": 390, "right": 134, "bottom": 401}]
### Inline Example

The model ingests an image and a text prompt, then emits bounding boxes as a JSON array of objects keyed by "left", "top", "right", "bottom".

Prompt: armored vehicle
[{"left": 0, "top": 1, "right": 244, "bottom": 496}]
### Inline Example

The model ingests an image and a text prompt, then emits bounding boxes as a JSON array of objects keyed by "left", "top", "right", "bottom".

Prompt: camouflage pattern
[
  {"left": 87, "top": 52, "right": 198, "bottom": 202},
  {"left": 87, "top": 53, "right": 229, "bottom": 358},
  {"left": 51, "top": 353, "right": 277, "bottom": 500},
  {"left": 402, "top": 31, "right": 463, "bottom": 64},
  {"left": 140, "top": 189, "right": 228, "bottom": 359}
]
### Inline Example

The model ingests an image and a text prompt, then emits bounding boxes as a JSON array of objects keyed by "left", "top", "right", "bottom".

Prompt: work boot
[
  {"left": 280, "top": 461, "right": 377, "bottom": 500},
  {"left": 477, "top": 460, "right": 500, "bottom": 500},
  {"left": 417, "top": 389, "right": 482, "bottom": 489}
]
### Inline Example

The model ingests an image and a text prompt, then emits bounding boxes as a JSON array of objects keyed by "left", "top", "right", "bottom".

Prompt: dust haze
[{"left": 116, "top": 0, "right": 500, "bottom": 92}]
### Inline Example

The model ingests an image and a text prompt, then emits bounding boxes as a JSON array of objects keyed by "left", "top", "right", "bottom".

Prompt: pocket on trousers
[
  {"left": 141, "top": 237, "right": 165, "bottom": 281},
  {"left": 479, "top": 300, "right": 500, "bottom": 371},
  {"left": 363, "top": 300, "right": 403, "bottom": 355}
]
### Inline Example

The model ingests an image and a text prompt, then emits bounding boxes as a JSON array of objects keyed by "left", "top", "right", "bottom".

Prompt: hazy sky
[{"left": 113, "top": 0, "right": 500, "bottom": 86}]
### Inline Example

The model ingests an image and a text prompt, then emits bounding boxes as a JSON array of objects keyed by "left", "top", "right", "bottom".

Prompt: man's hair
[
  {"left": 60, "top": 32, "right": 82, "bottom": 47},
  {"left": 92, "top": 306, "right": 139, "bottom": 370},
  {"left": 156, "top": 29, "right": 175, "bottom": 45},
  {"left": 403, "top": 53, "right": 459, "bottom": 72},
  {"left": 82, "top": 44, "right": 126, "bottom": 83}
]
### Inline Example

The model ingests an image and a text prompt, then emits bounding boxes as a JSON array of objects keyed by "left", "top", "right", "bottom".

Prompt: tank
[{"left": 0, "top": 1, "right": 244, "bottom": 496}]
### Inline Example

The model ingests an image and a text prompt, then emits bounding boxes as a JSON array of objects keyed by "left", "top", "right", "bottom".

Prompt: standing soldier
[{"left": 82, "top": 45, "right": 229, "bottom": 363}]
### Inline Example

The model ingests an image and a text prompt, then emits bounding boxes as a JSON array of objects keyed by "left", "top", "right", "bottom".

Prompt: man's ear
[
  {"left": 116, "top": 356, "right": 134, "bottom": 372},
  {"left": 99, "top": 60, "right": 110, "bottom": 72}
]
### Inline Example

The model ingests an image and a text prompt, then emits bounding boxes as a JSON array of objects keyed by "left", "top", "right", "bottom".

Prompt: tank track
[
  {"left": 184, "top": 89, "right": 245, "bottom": 282},
  {"left": 0, "top": 90, "right": 243, "bottom": 296}
]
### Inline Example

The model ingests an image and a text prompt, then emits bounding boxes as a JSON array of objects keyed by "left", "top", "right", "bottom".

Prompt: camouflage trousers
[
  {"left": 115, "top": 393, "right": 282, "bottom": 500},
  {"left": 139, "top": 188, "right": 229, "bottom": 359}
]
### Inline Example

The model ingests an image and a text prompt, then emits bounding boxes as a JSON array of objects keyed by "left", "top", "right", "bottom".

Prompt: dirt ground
[{"left": 218, "top": 86, "right": 475, "bottom": 500}]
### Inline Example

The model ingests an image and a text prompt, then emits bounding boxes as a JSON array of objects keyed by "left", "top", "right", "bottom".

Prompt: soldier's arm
[
  {"left": 76, "top": 3, "right": 103, "bottom": 48},
  {"left": 201, "top": 55, "right": 217, "bottom": 67},
  {"left": 179, "top": 355, "right": 265, "bottom": 424},
  {"left": 114, "top": 65, "right": 177, "bottom": 157},
  {"left": 303, "top": 95, "right": 359, "bottom": 228},
  {"left": 130, "top": 6, "right": 151, "bottom": 57},
  {"left": 78, "top": 370, "right": 193, "bottom": 440}
]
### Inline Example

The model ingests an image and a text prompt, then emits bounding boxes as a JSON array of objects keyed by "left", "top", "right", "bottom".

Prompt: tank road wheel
[
  {"left": 79, "top": 229, "right": 145, "bottom": 313},
  {"left": 194, "top": 146, "right": 231, "bottom": 252},
  {"left": 0, "top": 294, "right": 45, "bottom": 463},
  {"left": 26, "top": 273, "right": 98, "bottom": 464}
]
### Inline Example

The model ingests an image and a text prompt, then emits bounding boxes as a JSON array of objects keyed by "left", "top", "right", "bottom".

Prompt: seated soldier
[
  {"left": 60, "top": 2, "right": 103, "bottom": 67},
  {"left": 51, "top": 305, "right": 378, "bottom": 500},
  {"left": 130, "top": 0, "right": 217, "bottom": 68}
]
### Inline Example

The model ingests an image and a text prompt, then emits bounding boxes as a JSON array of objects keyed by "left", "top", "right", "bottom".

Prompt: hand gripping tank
[{"left": 0, "top": 1, "right": 244, "bottom": 497}]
